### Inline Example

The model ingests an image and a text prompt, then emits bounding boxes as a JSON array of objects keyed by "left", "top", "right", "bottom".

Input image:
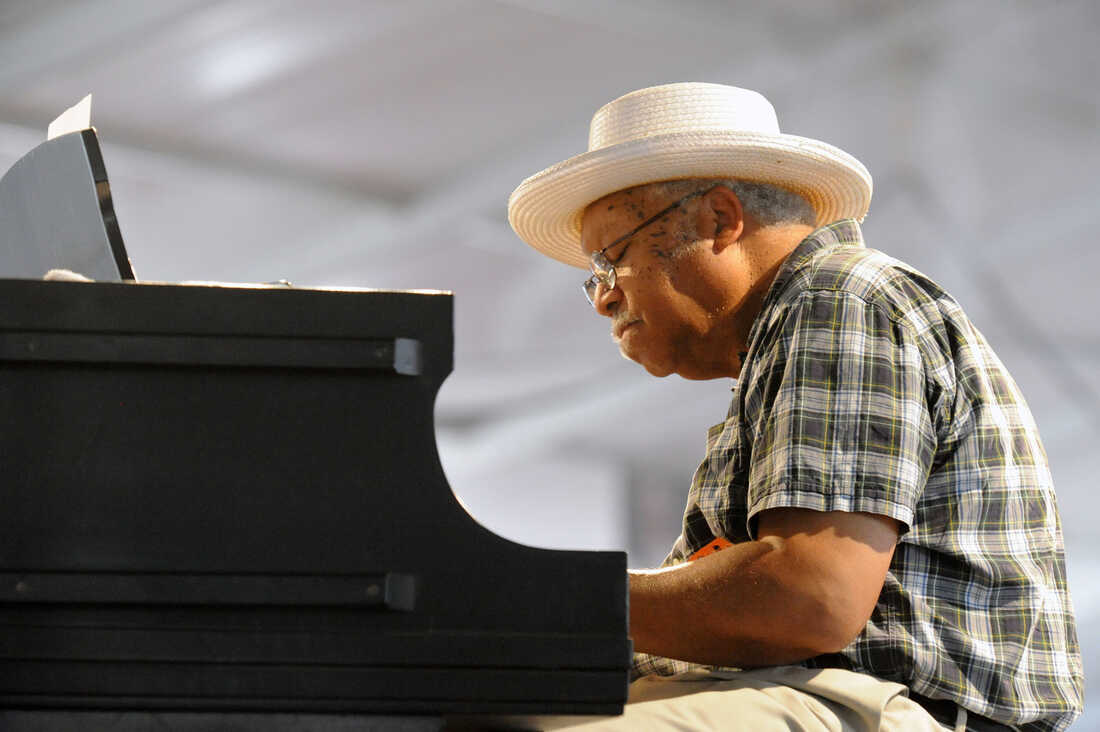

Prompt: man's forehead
[
  {"left": 586, "top": 183, "right": 663, "bottom": 212},
  {"left": 582, "top": 185, "right": 662, "bottom": 233},
  {"left": 580, "top": 182, "right": 683, "bottom": 253},
  {"left": 581, "top": 189, "right": 644, "bottom": 252}
]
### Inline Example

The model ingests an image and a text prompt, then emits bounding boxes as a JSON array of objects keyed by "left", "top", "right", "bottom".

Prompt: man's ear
[{"left": 706, "top": 186, "right": 745, "bottom": 248}]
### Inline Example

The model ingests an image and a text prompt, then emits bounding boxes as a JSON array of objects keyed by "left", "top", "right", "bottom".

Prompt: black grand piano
[{"left": 0, "top": 129, "right": 630, "bottom": 730}]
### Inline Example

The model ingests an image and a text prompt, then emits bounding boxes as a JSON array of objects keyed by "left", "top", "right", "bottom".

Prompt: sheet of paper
[{"left": 46, "top": 94, "right": 92, "bottom": 140}]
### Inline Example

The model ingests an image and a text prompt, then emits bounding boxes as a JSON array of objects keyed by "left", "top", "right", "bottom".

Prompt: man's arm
[{"left": 629, "top": 507, "right": 899, "bottom": 668}]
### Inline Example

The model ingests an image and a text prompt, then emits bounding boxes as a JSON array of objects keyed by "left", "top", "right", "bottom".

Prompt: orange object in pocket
[{"left": 689, "top": 537, "right": 733, "bottom": 561}]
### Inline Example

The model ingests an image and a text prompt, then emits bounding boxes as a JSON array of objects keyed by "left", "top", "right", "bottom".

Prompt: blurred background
[{"left": 1, "top": 0, "right": 1096, "bottom": 725}]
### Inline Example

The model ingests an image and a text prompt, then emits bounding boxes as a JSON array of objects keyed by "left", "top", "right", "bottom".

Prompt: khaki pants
[{"left": 555, "top": 666, "right": 962, "bottom": 731}]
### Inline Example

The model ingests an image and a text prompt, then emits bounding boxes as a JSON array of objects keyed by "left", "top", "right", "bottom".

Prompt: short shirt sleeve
[{"left": 742, "top": 289, "right": 936, "bottom": 536}]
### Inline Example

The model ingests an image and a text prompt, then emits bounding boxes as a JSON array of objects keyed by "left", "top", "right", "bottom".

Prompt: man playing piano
[{"left": 507, "top": 83, "right": 1083, "bottom": 731}]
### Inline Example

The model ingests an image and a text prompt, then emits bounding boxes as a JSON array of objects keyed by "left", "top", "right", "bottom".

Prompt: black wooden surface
[{"left": 0, "top": 280, "right": 630, "bottom": 724}]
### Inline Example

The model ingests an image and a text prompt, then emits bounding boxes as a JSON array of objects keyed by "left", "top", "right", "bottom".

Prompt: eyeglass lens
[{"left": 583, "top": 251, "right": 616, "bottom": 305}]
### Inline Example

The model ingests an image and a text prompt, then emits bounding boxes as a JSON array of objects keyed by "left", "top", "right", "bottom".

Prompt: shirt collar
[{"left": 745, "top": 218, "right": 866, "bottom": 351}]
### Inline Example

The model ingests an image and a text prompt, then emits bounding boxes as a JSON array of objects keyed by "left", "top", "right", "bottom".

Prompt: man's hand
[{"left": 629, "top": 508, "right": 899, "bottom": 668}]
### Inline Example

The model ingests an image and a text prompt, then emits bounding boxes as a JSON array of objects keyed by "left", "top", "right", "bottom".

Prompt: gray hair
[{"left": 650, "top": 178, "right": 816, "bottom": 228}]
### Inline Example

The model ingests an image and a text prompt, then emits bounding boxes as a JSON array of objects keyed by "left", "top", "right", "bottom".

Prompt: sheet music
[{"left": 46, "top": 94, "right": 92, "bottom": 140}]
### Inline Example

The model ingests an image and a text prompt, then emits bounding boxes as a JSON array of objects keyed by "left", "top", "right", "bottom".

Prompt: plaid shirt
[{"left": 632, "top": 220, "right": 1084, "bottom": 731}]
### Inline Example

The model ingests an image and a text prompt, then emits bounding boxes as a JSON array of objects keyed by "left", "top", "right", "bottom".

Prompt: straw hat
[{"left": 508, "top": 82, "right": 872, "bottom": 269}]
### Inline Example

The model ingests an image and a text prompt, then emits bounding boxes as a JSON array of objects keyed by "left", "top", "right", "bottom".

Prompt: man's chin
[
  {"left": 641, "top": 362, "right": 674, "bottom": 377},
  {"left": 619, "top": 344, "right": 673, "bottom": 378}
]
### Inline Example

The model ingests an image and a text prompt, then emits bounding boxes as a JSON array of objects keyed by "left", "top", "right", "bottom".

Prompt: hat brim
[{"left": 508, "top": 130, "right": 872, "bottom": 269}]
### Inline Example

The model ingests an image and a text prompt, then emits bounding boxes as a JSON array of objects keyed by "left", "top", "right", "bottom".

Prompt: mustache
[{"left": 611, "top": 314, "right": 638, "bottom": 340}]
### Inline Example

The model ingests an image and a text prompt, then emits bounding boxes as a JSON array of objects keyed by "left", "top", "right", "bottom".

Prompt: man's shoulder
[
  {"left": 795, "top": 243, "right": 920, "bottom": 297},
  {"left": 787, "top": 241, "right": 948, "bottom": 322}
]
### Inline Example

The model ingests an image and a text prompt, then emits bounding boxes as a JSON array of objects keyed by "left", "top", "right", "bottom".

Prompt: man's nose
[{"left": 592, "top": 281, "right": 621, "bottom": 317}]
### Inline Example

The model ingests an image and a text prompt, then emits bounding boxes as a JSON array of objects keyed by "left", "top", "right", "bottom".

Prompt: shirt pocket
[{"left": 697, "top": 417, "right": 751, "bottom": 544}]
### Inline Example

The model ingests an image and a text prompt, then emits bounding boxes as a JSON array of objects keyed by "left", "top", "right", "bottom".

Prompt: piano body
[{"left": 0, "top": 130, "right": 631, "bottom": 729}]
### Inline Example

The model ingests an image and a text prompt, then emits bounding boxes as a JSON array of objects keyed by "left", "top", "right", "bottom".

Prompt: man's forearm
[
  {"left": 629, "top": 538, "right": 846, "bottom": 667},
  {"left": 629, "top": 510, "right": 899, "bottom": 669}
]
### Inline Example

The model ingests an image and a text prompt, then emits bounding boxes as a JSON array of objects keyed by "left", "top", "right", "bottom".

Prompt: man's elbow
[
  {"left": 812, "top": 611, "right": 869, "bottom": 655},
  {"left": 702, "top": 587, "right": 872, "bottom": 663},
  {"left": 799, "top": 591, "right": 874, "bottom": 655}
]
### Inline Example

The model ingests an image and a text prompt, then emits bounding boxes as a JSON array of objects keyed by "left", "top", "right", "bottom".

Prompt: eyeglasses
[{"left": 582, "top": 187, "right": 712, "bottom": 307}]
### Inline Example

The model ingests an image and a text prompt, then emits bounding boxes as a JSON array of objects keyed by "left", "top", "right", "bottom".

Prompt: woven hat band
[{"left": 588, "top": 83, "right": 781, "bottom": 151}]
